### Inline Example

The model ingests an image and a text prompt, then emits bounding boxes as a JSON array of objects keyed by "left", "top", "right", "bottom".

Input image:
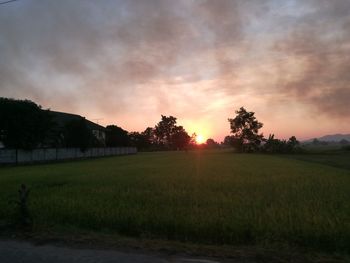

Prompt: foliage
[
  {"left": 205, "top": 138, "right": 219, "bottom": 148},
  {"left": 222, "top": 135, "right": 234, "bottom": 146},
  {"left": 228, "top": 107, "right": 264, "bottom": 152},
  {"left": 171, "top": 126, "right": 191, "bottom": 150},
  {"left": 129, "top": 127, "right": 156, "bottom": 150},
  {"left": 154, "top": 115, "right": 177, "bottom": 149},
  {"left": 105, "top": 125, "right": 130, "bottom": 147},
  {"left": 154, "top": 115, "right": 191, "bottom": 150},
  {"left": 262, "top": 134, "right": 302, "bottom": 153},
  {"left": 0, "top": 151, "right": 349, "bottom": 252},
  {"left": 128, "top": 116, "right": 192, "bottom": 151},
  {"left": 0, "top": 97, "right": 53, "bottom": 150}
]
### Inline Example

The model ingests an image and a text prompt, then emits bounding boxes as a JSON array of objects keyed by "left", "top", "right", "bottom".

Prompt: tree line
[
  {"left": 0, "top": 98, "right": 196, "bottom": 151},
  {"left": 106, "top": 115, "right": 196, "bottom": 151},
  {"left": 1, "top": 97, "right": 303, "bottom": 153}
]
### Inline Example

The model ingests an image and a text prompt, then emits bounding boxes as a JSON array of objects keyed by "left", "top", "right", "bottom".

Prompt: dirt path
[{"left": 0, "top": 240, "right": 227, "bottom": 263}]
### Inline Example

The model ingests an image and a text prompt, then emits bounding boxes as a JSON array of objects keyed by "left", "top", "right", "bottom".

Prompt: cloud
[
  {"left": 0, "top": 0, "right": 349, "bottom": 138},
  {"left": 272, "top": 0, "right": 350, "bottom": 117},
  {"left": 0, "top": 0, "right": 251, "bottom": 109}
]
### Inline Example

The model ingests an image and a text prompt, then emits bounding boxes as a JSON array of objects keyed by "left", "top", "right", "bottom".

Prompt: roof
[{"left": 49, "top": 111, "right": 106, "bottom": 131}]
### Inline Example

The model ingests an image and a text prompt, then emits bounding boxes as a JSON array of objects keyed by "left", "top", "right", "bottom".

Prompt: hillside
[{"left": 305, "top": 133, "right": 350, "bottom": 142}]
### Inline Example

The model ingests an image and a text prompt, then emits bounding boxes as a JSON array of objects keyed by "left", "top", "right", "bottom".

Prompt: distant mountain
[{"left": 305, "top": 134, "right": 350, "bottom": 142}]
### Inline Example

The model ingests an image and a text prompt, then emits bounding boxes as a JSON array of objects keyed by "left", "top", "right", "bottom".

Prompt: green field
[
  {"left": 0, "top": 150, "right": 349, "bottom": 253},
  {"left": 286, "top": 151, "right": 350, "bottom": 170}
]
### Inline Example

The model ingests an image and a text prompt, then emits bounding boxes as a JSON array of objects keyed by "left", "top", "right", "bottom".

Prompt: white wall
[{"left": 0, "top": 147, "right": 137, "bottom": 165}]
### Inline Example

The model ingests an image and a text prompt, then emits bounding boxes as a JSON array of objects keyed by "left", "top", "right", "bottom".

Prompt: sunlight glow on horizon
[{"left": 195, "top": 134, "right": 206, "bottom": 144}]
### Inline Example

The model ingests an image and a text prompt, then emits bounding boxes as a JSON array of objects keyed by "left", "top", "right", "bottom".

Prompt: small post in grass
[{"left": 17, "top": 184, "right": 32, "bottom": 227}]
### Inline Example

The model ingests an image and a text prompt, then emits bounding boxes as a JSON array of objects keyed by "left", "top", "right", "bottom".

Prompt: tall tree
[
  {"left": 154, "top": 115, "right": 191, "bottom": 150},
  {"left": 0, "top": 98, "right": 52, "bottom": 150},
  {"left": 287, "top": 136, "right": 300, "bottom": 151},
  {"left": 172, "top": 126, "right": 191, "bottom": 150},
  {"left": 228, "top": 107, "right": 264, "bottom": 152},
  {"left": 154, "top": 115, "right": 177, "bottom": 149}
]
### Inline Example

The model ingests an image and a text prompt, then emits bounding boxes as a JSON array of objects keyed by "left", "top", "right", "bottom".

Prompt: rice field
[{"left": 0, "top": 150, "right": 349, "bottom": 252}]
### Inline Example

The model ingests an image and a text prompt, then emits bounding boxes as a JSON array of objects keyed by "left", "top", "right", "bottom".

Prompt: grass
[
  {"left": 286, "top": 151, "right": 350, "bottom": 170},
  {"left": 0, "top": 150, "right": 349, "bottom": 253}
]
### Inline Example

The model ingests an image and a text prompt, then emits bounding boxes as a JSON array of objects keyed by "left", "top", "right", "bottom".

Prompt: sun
[{"left": 195, "top": 134, "right": 206, "bottom": 144}]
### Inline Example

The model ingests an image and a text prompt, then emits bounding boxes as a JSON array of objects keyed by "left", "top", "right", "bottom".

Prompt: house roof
[{"left": 49, "top": 111, "right": 106, "bottom": 131}]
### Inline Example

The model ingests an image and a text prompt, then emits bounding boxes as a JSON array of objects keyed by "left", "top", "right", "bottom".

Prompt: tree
[
  {"left": 154, "top": 115, "right": 191, "bottom": 150},
  {"left": 206, "top": 138, "right": 219, "bottom": 148},
  {"left": 263, "top": 134, "right": 279, "bottom": 153},
  {"left": 0, "top": 98, "right": 53, "bottom": 150},
  {"left": 171, "top": 126, "right": 191, "bottom": 150},
  {"left": 262, "top": 134, "right": 301, "bottom": 153},
  {"left": 154, "top": 115, "right": 177, "bottom": 148},
  {"left": 105, "top": 125, "right": 130, "bottom": 147},
  {"left": 129, "top": 127, "right": 156, "bottom": 150},
  {"left": 228, "top": 107, "right": 264, "bottom": 152},
  {"left": 287, "top": 136, "right": 300, "bottom": 152},
  {"left": 222, "top": 135, "right": 234, "bottom": 146},
  {"left": 142, "top": 127, "right": 156, "bottom": 146}
]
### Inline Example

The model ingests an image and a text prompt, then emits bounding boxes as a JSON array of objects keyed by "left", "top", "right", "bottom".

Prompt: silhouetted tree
[
  {"left": 262, "top": 134, "right": 301, "bottom": 153},
  {"left": 129, "top": 127, "right": 156, "bottom": 150},
  {"left": 142, "top": 127, "right": 156, "bottom": 146},
  {"left": 0, "top": 98, "right": 53, "bottom": 150},
  {"left": 172, "top": 126, "right": 191, "bottom": 150},
  {"left": 228, "top": 107, "right": 264, "bottom": 152},
  {"left": 287, "top": 136, "right": 300, "bottom": 152},
  {"left": 206, "top": 138, "right": 219, "bottom": 148},
  {"left": 105, "top": 125, "right": 130, "bottom": 147},
  {"left": 189, "top": 133, "right": 197, "bottom": 147},
  {"left": 222, "top": 135, "right": 234, "bottom": 146},
  {"left": 153, "top": 115, "right": 191, "bottom": 150},
  {"left": 263, "top": 134, "right": 281, "bottom": 153},
  {"left": 154, "top": 115, "right": 177, "bottom": 149}
]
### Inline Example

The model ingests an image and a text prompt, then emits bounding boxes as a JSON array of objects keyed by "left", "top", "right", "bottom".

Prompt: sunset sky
[{"left": 1, "top": 0, "right": 349, "bottom": 141}]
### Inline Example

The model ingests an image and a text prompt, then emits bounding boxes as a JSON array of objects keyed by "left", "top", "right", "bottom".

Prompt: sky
[{"left": 0, "top": 0, "right": 349, "bottom": 142}]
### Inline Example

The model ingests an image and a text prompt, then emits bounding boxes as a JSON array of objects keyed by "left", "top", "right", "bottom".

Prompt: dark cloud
[
  {"left": 273, "top": 0, "right": 350, "bottom": 117},
  {"left": 0, "top": 0, "right": 252, "bottom": 111}
]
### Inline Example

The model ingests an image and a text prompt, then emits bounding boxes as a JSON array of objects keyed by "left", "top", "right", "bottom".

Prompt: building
[{"left": 49, "top": 111, "right": 106, "bottom": 147}]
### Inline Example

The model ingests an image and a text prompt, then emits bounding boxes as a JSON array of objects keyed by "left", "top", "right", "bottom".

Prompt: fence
[{"left": 0, "top": 147, "right": 137, "bottom": 165}]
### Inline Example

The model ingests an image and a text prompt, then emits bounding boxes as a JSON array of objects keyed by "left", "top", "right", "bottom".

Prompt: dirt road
[{"left": 0, "top": 240, "right": 225, "bottom": 263}]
